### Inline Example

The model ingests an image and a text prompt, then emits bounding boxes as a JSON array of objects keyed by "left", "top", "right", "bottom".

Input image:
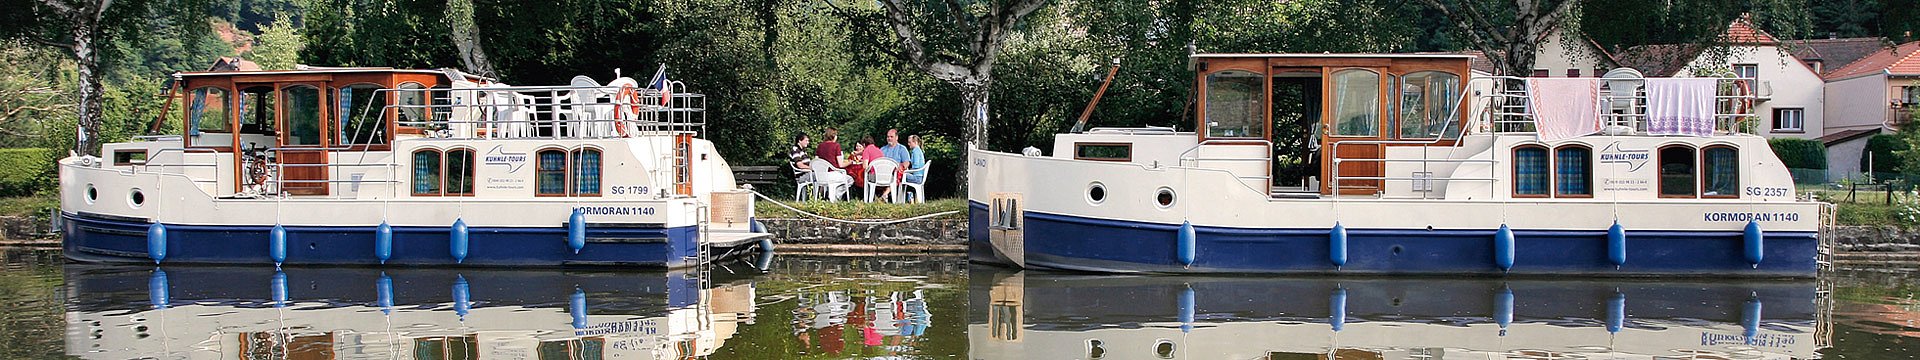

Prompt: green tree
[{"left": 248, "top": 14, "right": 302, "bottom": 70}]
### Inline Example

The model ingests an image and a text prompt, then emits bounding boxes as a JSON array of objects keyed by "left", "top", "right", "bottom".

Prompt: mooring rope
[{"left": 747, "top": 190, "right": 959, "bottom": 225}]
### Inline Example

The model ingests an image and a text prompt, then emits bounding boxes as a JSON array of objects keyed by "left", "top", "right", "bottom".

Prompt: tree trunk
[
  {"left": 71, "top": 19, "right": 104, "bottom": 156},
  {"left": 959, "top": 82, "right": 990, "bottom": 149},
  {"left": 446, "top": 0, "right": 495, "bottom": 77}
]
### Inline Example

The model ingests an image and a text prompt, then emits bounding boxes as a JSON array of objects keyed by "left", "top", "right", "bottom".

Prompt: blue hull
[
  {"left": 64, "top": 211, "right": 718, "bottom": 268},
  {"left": 968, "top": 201, "right": 1818, "bottom": 277}
]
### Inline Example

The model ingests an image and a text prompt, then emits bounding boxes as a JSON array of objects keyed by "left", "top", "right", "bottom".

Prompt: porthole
[
  {"left": 1087, "top": 339, "right": 1106, "bottom": 359},
  {"left": 85, "top": 184, "right": 97, "bottom": 204},
  {"left": 1087, "top": 182, "right": 1107, "bottom": 204},
  {"left": 129, "top": 188, "right": 145, "bottom": 208},
  {"left": 1155, "top": 187, "right": 1176, "bottom": 208},
  {"left": 1154, "top": 339, "right": 1176, "bottom": 359}
]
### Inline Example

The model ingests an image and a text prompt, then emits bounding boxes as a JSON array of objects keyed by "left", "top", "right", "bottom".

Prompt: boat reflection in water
[
  {"left": 63, "top": 264, "right": 758, "bottom": 359},
  {"left": 969, "top": 266, "right": 1826, "bottom": 359}
]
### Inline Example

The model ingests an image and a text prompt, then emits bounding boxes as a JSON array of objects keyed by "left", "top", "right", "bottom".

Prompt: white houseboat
[
  {"left": 59, "top": 67, "right": 767, "bottom": 267},
  {"left": 968, "top": 53, "right": 1828, "bottom": 277}
]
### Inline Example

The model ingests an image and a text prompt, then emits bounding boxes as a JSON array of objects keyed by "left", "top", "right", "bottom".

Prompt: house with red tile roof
[
  {"left": 1604, "top": 15, "right": 1826, "bottom": 142},
  {"left": 1819, "top": 40, "right": 1920, "bottom": 179},
  {"left": 1789, "top": 36, "right": 1889, "bottom": 75}
]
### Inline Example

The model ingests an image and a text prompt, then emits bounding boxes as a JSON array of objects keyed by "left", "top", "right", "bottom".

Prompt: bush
[
  {"left": 1769, "top": 138, "right": 1827, "bottom": 170},
  {"left": 0, "top": 148, "right": 55, "bottom": 197},
  {"left": 1862, "top": 134, "right": 1908, "bottom": 174}
]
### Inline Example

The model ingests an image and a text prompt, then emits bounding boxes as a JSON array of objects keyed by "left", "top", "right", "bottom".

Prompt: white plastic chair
[
  {"left": 791, "top": 161, "right": 817, "bottom": 201},
  {"left": 865, "top": 158, "right": 901, "bottom": 203},
  {"left": 809, "top": 158, "right": 849, "bottom": 201},
  {"left": 900, "top": 160, "right": 931, "bottom": 203}
]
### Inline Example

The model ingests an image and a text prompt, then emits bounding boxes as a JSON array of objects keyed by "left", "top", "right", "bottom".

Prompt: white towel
[
  {"left": 1645, "top": 78, "right": 1718, "bottom": 137},
  {"left": 1525, "top": 78, "right": 1602, "bottom": 141}
]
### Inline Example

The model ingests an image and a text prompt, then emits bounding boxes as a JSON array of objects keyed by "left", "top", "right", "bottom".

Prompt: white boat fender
[
  {"left": 375, "top": 222, "right": 394, "bottom": 264},
  {"left": 1743, "top": 220, "right": 1764, "bottom": 266},
  {"left": 270, "top": 224, "right": 288, "bottom": 268},
  {"left": 147, "top": 269, "right": 169, "bottom": 310},
  {"left": 1494, "top": 225, "right": 1515, "bottom": 271},
  {"left": 146, "top": 223, "right": 167, "bottom": 264},
  {"left": 567, "top": 209, "right": 587, "bottom": 254},
  {"left": 450, "top": 219, "right": 470, "bottom": 263},
  {"left": 1176, "top": 221, "right": 1196, "bottom": 267},
  {"left": 1607, "top": 221, "right": 1627, "bottom": 267}
]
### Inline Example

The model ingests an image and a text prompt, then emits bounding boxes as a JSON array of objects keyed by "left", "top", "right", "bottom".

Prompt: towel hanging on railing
[
  {"left": 1645, "top": 78, "right": 1718, "bottom": 137},
  {"left": 1525, "top": 78, "right": 1602, "bottom": 141}
]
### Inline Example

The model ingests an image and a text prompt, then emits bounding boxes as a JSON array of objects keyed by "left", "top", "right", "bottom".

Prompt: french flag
[{"left": 647, "top": 64, "right": 670, "bottom": 106}]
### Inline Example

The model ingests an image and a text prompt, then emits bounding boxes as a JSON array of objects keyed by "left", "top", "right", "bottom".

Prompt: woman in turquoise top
[{"left": 905, "top": 135, "right": 927, "bottom": 184}]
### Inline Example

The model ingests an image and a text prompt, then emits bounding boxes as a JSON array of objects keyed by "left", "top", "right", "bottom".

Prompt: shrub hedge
[
  {"left": 1768, "top": 138, "right": 1827, "bottom": 170},
  {"left": 0, "top": 148, "right": 56, "bottom": 197}
]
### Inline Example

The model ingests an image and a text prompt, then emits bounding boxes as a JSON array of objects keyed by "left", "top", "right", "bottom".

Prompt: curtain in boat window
[
  {"left": 339, "top": 84, "right": 389, "bottom": 145},
  {"left": 412, "top": 150, "right": 442, "bottom": 195},
  {"left": 572, "top": 149, "right": 602, "bottom": 196},
  {"left": 1333, "top": 69, "right": 1381, "bottom": 137},
  {"left": 1556, "top": 146, "right": 1592, "bottom": 196},
  {"left": 1513, "top": 146, "right": 1549, "bottom": 196},
  {"left": 1704, "top": 147, "right": 1739, "bottom": 197},
  {"left": 537, "top": 149, "right": 568, "bottom": 196},
  {"left": 190, "top": 87, "right": 231, "bottom": 136},
  {"left": 447, "top": 148, "right": 475, "bottom": 195}
]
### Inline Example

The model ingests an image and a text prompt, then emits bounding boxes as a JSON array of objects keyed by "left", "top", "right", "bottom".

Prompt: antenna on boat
[{"left": 1070, "top": 58, "right": 1122, "bottom": 134}]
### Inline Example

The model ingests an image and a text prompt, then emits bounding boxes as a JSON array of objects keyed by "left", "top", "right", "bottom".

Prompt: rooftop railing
[
  {"left": 1471, "top": 75, "right": 1761, "bottom": 136},
  {"left": 365, "top": 81, "right": 707, "bottom": 142}
]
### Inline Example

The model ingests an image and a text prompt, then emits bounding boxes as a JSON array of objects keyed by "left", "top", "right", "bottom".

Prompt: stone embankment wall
[
  {"left": 1829, "top": 225, "right": 1920, "bottom": 263},
  {"left": 0, "top": 215, "right": 56, "bottom": 245},
  {"left": 757, "top": 218, "right": 966, "bottom": 253}
]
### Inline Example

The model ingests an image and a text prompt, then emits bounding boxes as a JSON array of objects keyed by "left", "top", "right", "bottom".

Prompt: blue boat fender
[
  {"left": 450, "top": 218, "right": 470, "bottom": 263},
  {"left": 571, "top": 288, "right": 589, "bottom": 329},
  {"left": 1178, "top": 286, "right": 1195, "bottom": 333},
  {"left": 1606, "top": 292, "right": 1626, "bottom": 333},
  {"left": 1494, "top": 224, "right": 1515, "bottom": 271},
  {"left": 147, "top": 268, "right": 169, "bottom": 310},
  {"left": 270, "top": 224, "right": 288, "bottom": 267},
  {"left": 1329, "top": 288, "right": 1347, "bottom": 332},
  {"left": 146, "top": 223, "right": 167, "bottom": 264},
  {"left": 1176, "top": 221, "right": 1196, "bottom": 266},
  {"left": 271, "top": 271, "right": 288, "bottom": 308},
  {"left": 453, "top": 275, "right": 471, "bottom": 320},
  {"left": 759, "top": 238, "right": 775, "bottom": 253},
  {"left": 754, "top": 249, "right": 776, "bottom": 271},
  {"left": 567, "top": 209, "right": 586, "bottom": 254},
  {"left": 1329, "top": 222, "right": 1348, "bottom": 267},
  {"left": 376, "top": 273, "right": 394, "bottom": 314},
  {"left": 1743, "top": 220, "right": 1764, "bottom": 266},
  {"left": 375, "top": 222, "right": 393, "bottom": 264},
  {"left": 1742, "top": 297, "right": 1763, "bottom": 342},
  {"left": 750, "top": 219, "right": 767, "bottom": 233},
  {"left": 1495, "top": 287, "right": 1514, "bottom": 334},
  {"left": 1607, "top": 221, "right": 1627, "bottom": 266}
]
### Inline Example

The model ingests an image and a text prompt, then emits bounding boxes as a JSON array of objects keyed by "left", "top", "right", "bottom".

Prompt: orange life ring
[{"left": 613, "top": 85, "right": 645, "bottom": 137}]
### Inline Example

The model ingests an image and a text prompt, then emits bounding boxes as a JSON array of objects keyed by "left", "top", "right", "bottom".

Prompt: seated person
[
  {"left": 905, "top": 135, "right": 928, "bottom": 184},
  {"left": 815, "top": 129, "right": 844, "bottom": 168}
]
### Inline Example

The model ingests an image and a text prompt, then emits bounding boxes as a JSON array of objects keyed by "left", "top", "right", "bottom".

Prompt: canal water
[{"left": 1, "top": 247, "right": 1914, "bottom": 359}]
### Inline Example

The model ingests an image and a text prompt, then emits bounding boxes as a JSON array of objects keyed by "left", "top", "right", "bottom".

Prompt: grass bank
[
  {"left": 0, "top": 194, "right": 55, "bottom": 219},
  {"left": 1807, "top": 189, "right": 1915, "bottom": 228},
  {"left": 755, "top": 198, "right": 966, "bottom": 220}
]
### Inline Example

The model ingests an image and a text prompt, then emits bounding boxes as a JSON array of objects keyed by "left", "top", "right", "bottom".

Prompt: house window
[
  {"left": 537, "top": 149, "right": 568, "bottom": 196},
  {"left": 1073, "top": 143, "right": 1133, "bottom": 161},
  {"left": 1772, "top": 108, "right": 1805, "bottom": 132},
  {"left": 1732, "top": 64, "right": 1759, "bottom": 80},
  {"left": 572, "top": 148, "right": 602, "bottom": 196},
  {"left": 1567, "top": 69, "right": 1582, "bottom": 77},
  {"left": 1332, "top": 69, "right": 1381, "bottom": 137},
  {"left": 189, "top": 86, "right": 232, "bottom": 139},
  {"left": 1531, "top": 69, "right": 1549, "bottom": 77},
  {"left": 1513, "top": 145, "right": 1550, "bottom": 197},
  {"left": 446, "top": 148, "right": 475, "bottom": 196},
  {"left": 412, "top": 149, "right": 442, "bottom": 196},
  {"left": 1203, "top": 70, "right": 1266, "bottom": 139},
  {"left": 1903, "top": 86, "right": 1920, "bottom": 105},
  {"left": 1555, "top": 145, "right": 1592, "bottom": 197},
  {"left": 337, "top": 84, "right": 389, "bottom": 146},
  {"left": 1397, "top": 71, "right": 1462, "bottom": 139},
  {"left": 1659, "top": 145, "right": 1697, "bottom": 197},
  {"left": 1703, "top": 146, "right": 1739, "bottom": 198}
]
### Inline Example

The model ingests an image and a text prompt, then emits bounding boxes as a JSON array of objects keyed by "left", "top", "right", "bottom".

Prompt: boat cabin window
[
  {"left": 395, "top": 82, "right": 429, "bottom": 130},
  {"left": 1703, "top": 146, "right": 1739, "bottom": 198},
  {"left": 1332, "top": 69, "right": 1381, "bottom": 137},
  {"left": 189, "top": 86, "right": 232, "bottom": 135},
  {"left": 1073, "top": 143, "right": 1132, "bottom": 161},
  {"left": 338, "top": 83, "right": 390, "bottom": 146},
  {"left": 282, "top": 84, "right": 324, "bottom": 146},
  {"left": 412, "top": 147, "right": 475, "bottom": 196},
  {"left": 1203, "top": 70, "right": 1265, "bottom": 139},
  {"left": 572, "top": 148, "right": 601, "bottom": 196},
  {"left": 1512, "top": 145, "right": 1550, "bottom": 197},
  {"left": 1555, "top": 145, "right": 1593, "bottom": 197},
  {"left": 538, "top": 149, "right": 568, "bottom": 196},
  {"left": 239, "top": 86, "right": 277, "bottom": 136},
  {"left": 1659, "top": 145, "right": 1697, "bottom": 197},
  {"left": 1397, "top": 71, "right": 1462, "bottom": 139},
  {"left": 113, "top": 150, "right": 147, "bottom": 166}
]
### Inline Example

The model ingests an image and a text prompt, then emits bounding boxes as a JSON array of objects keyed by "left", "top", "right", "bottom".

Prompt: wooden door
[
  {"left": 277, "top": 83, "right": 330, "bottom": 195},
  {"left": 1319, "top": 67, "right": 1388, "bottom": 195}
]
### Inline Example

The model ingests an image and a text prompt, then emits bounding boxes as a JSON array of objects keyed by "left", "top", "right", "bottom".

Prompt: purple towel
[{"left": 1645, "top": 78, "right": 1718, "bottom": 136}]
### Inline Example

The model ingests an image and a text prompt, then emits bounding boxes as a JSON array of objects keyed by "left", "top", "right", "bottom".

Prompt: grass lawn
[
  {"left": 1806, "top": 189, "right": 1915, "bottom": 228},
  {"left": 754, "top": 198, "right": 966, "bottom": 220},
  {"left": 0, "top": 194, "right": 56, "bottom": 219}
]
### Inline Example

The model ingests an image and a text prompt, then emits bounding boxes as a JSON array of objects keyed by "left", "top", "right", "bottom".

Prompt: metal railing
[
  {"left": 1176, "top": 139, "right": 1275, "bottom": 184},
  {"left": 372, "top": 82, "right": 707, "bottom": 141},
  {"left": 1473, "top": 75, "right": 1760, "bottom": 135}
]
